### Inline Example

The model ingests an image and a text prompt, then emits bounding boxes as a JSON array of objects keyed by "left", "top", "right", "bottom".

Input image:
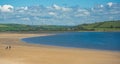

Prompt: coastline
[{"left": 0, "top": 33, "right": 120, "bottom": 64}]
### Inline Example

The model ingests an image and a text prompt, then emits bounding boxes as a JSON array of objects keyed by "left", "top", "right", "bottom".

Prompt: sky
[
  {"left": 0, "top": 0, "right": 120, "bottom": 25},
  {"left": 0, "top": 0, "right": 120, "bottom": 8}
]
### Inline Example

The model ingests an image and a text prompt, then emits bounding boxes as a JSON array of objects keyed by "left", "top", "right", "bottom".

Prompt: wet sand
[{"left": 0, "top": 33, "right": 120, "bottom": 64}]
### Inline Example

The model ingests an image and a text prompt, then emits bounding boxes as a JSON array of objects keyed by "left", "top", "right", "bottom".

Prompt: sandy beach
[{"left": 0, "top": 33, "right": 120, "bottom": 64}]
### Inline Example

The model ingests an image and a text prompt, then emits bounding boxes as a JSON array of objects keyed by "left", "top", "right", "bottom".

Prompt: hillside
[
  {"left": 75, "top": 20, "right": 120, "bottom": 31},
  {"left": 0, "top": 20, "right": 120, "bottom": 32},
  {"left": 0, "top": 24, "right": 71, "bottom": 32}
]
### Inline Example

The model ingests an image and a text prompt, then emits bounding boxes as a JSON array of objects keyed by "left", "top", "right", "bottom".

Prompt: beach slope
[{"left": 0, "top": 33, "right": 120, "bottom": 64}]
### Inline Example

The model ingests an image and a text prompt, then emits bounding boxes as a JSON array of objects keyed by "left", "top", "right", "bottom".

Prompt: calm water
[{"left": 22, "top": 32, "right": 120, "bottom": 51}]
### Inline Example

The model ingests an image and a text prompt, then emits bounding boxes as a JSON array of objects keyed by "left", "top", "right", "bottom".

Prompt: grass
[{"left": 0, "top": 20, "right": 120, "bottom": 32}]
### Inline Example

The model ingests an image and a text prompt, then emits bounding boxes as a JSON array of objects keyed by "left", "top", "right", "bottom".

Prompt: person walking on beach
[
  {"left": 9, "top": 45, "right": 11, "bottom": 50},
  {"left": 5, "top": 45, "right": 11, "bottom": 50},
  {"left": 5, "top": 46, "right": 9, "bottom": 50}
]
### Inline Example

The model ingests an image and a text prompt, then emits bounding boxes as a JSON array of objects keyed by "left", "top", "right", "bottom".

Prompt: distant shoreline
[
  {"left": 0, "top": 21, "right": 120, "bottom": 32},
  {"left": 0, "top": 30, "right": 120, "bottom": 34}
]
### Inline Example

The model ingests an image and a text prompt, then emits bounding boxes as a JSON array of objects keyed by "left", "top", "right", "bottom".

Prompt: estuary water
[{"left": 22, "top": 32, "right": 120, "bottom": 51}]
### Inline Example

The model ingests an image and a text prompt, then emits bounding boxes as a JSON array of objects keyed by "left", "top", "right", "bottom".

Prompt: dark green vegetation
[
  {"left": 0, "top": 20, "right": 120, "bottom": 32},
  {"left": 75, "top": 20, "right": 120, "bottom": 31},
  {"left": 0, "top": 24, "right": 72, "bottom": 32}
]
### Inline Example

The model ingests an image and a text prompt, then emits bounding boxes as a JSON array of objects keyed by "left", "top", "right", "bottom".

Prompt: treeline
[
  {"left": 0, "top": 24, "right": 73, "bottom": 32},
  {"left": 0, "top": 20, "right": 120, "bottom": 32}
]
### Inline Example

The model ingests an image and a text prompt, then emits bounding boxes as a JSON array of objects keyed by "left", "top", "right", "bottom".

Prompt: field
[{"left": 0, "top": 20, "right": 120, "bottom": 32}]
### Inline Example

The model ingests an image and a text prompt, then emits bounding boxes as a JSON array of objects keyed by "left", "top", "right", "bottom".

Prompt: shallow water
[{"left": 22, "top": 32, "right": 120, "bottom": 51}]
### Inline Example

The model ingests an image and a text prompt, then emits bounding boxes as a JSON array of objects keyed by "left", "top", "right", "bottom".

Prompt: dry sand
[{"left": 0, "top": 33, "right": 120, "bottom": 64}]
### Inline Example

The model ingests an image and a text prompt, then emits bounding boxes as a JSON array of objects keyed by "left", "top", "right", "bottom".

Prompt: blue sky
[
  {"left": 0, "top": 0, "right": 120, "bottom": 8},
  {"left": 0, "top": 0, "right": 120, "bottom": 25}
]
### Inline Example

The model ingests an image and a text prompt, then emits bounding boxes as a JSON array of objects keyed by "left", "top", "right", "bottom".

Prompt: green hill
[
  {"left": 0, "top": 24, "right": 71, "bottom": 32},
  {"left": 75, "top": 20, "right": 120, "bottom": 31},
  {"left": 0, "top": 24, "right": 32, "bottom": 31},
  {"left": 0, "top": 20, "right": 120, "bottom": 32}
]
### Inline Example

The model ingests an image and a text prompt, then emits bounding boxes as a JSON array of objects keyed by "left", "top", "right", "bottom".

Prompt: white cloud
[
  {"left": 16, "top": 6, "right": 28, "bottom": 13},
  {"left": 75, "top": 9, "right": 90, "bottom": 17},
  {"left": 61, "top": 7, "right": 72, "bottom": 12},
  {"left": 84, "top": 11, "right": 90, "bottom": 15},
  {"left": 77, "top": 9, "right": 87, "bottom": 12},
  {"left": 78, "top": 9, "right": 90, "bottom": 15},
  {"left": 107, "top": 2, "right": 113, "bottom": 7},
  {"left": 91, "top": 8, "right": 94, "bottom": 11},
  {"left": 21, "top": 18, "right": 30, "bottom": 21},
  {"left": 53, "top": 4, "right": 72, "bottom": 12},
  {"left": 48, "top": 12, "right": 57, "bottom": 16},
  {"left": 53, "top": 4, "right": 61, "bottom": 10},
  {"left": 20, "top": 6, "right": 28, "bottom": 10},
  {"left": 100, "top": 5, "right": 104, "bottom": 8},
  {"left": 0, "top": 5, "right": 1, "bottom": 9},
  {"left": 0, "top": 4, "right": 14, "bottom": 12},
  {"left": 16, "top": 15, "right": 21, "bottom": 18},
  {"left": 75, "top": 13, "right": 89, "bottom": 17}
]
